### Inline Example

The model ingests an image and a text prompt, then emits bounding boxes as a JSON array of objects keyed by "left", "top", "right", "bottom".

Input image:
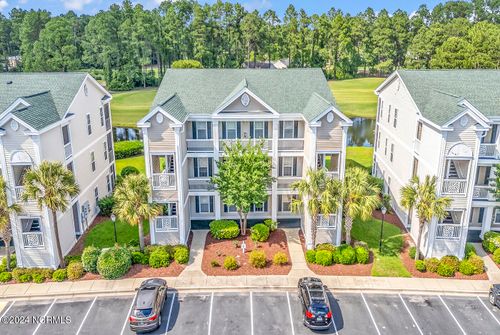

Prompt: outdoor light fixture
[
  {"left": 379, "top": 206, "right": 387, "bottom": 253},
  {"left": 110, "top": 213, "right": 117, "bottom": 243}
]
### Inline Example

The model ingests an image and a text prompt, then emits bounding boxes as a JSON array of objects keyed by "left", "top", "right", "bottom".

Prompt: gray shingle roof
[
  {"left": 151, "top": 69, "right": 339, "bottom": 122},
  {"left": 396, "top": 70, "right": 500, "bottom": 125},
  {"left": 0, "top": 72, "right": 87, "bottom": 130}
]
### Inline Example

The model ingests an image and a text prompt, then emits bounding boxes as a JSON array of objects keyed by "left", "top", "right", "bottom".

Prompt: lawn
[
  {"left": 346, "top": 146, "right": 373, "bottom": 171},
  {"left": 351, "top": 217, "right": 410, "bottom": 277},
  {"left": 329, "top": 77, "right": 385, "bottom": 119},
  {"left": 84, "top": 219, "right": 150, "bottom": 248},
  {"left": 111, "top": 87, "right": 158, "bottom": 128},
  {"left": 116, "top": 155, "right": 146, "bottom": 176}
]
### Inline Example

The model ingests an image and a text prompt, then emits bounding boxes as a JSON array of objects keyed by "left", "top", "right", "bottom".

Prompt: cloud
[
  {"left": 62, "top": 0, "right": 94, "bottom": 11},
  {"left": 18, "top": 0, "right": 27, "bottom": 4},
  {"left": 0, "top": 0, "right": 8, "bottom": 11},
  {"left": 243, "top": 0, "right": 272, "bottom": 12}
]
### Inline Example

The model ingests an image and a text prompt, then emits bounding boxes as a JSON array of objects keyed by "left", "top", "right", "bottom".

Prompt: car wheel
[{"left": 490, "top": 292, "right": 496, "bottom": 305}]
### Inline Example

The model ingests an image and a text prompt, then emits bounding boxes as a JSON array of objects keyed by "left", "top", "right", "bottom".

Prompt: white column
[
  {"left": 337, "top": 125, "right": 349, "bottom": 245},
  {"left": 174, "top": 126, "right": 187, "bottom": 244},
  {"left": 271, "top": 119, "right": 279, "bottom": 222},
  {"left": 142, "top": 126, "right": 151, "bottom": 180},
  {"left": 213, "top": 121, "right": 221, "bottom": 220},
  {"left": 481, "top": 206, "right": 494, "bottom": 238}
]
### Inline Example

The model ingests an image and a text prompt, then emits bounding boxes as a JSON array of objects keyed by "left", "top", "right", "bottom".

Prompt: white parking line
[
  {"left": 250, "top": 291, "right": 254, "bottom": 335},
  {"left": 0, "top": 300, "right": 15, "bottom": 319},
  {"left": 32, "top": 299, "right": 56, "bottom": 335},
  {"left": 76, "top": 297, "right": 97, "bottom": 335},
  {"left": 120, "top": 296, "right": 136, "bottom": 335},
  {"left": 164, "top": 292, "right": 176, "bottom": 334},
  {"left": 207, "top": 292, "right": 214, "bottom": 335},
  {"left": 399, "top": 294, "right": 423, "bottom": 335},
  {"left": 438, "top": 295, "right": 466, "bottom": 335},
  {"left": 476, "top": 296, "right": 500, "bottom": 326},
  {"left": 360, "top": 292, "right": 381, "bottom": 335},
  {"left": 286, "top": 292, "right": 295, "bottom": 335}
]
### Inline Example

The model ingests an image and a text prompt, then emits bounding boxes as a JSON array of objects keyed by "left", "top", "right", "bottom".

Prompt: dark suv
[
  {"left": 129, "top": 278, "right": 168, "bottom": 333},
  {"left": 298, "top": 277, "right": 333, "bottom": 330},
  {"left": 490, "top": 284, "right": 500, "bottom": 308}
]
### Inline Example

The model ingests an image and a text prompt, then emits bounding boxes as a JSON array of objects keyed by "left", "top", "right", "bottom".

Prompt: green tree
[
  {"left": 211, "top": 141, "right": 273, "bottom": 235},
  {"left": 21, "top": 161, "right": 80, "bottom": 268},
  {"left": 400, "top": 176, "right": 452, "bottom": 260},
  {"left": 113, "top": 174, "right": 161, "bottom": 251},
  {"left": 0, "top": 176, "right": 21, "bottom": 272},
  {"left": 171, "top": 59, "right": 203, "bottom": 68},
  {"left": 430, "top": 36, "right": 474, "bottom": 68},
  {"left": 19, "top": 9, "right": 50, "bottom": 71}
]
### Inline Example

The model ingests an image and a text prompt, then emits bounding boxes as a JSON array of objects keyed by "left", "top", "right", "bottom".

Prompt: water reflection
[
  {"left": 113, "top": 127, "right": 143, "bottom": 142},
  {"left": 347, "top": 117, "right": 375, "bottom": 147}
]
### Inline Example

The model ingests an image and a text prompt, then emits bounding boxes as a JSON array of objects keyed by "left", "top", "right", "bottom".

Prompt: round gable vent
[
  {"left": 156, "top": 113, "right": 164, "bottom": 124},
  {"left": 326, "top": 112, "right": 334, "bottom": 123},
  {"left": 460, "top": 116, "right": 469, "bottom": 127},
  {"left": 241, "top": 93, "right": 250, "bottom": 107},
  {"left": 10, "top": 120, "right": 19, "bottom": 131}
]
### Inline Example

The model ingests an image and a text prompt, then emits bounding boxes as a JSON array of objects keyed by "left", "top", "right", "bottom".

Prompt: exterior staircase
[{"left": 448, "top": 161, "right": 459, "bottom": 179}]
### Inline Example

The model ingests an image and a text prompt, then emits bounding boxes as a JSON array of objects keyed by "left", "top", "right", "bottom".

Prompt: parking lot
[{"left": 1, "top": 290, "right": 499, "bottom": 335}]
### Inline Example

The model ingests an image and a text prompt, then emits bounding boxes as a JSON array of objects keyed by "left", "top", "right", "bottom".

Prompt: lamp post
[
  {"left": 110, "top": 213, "right": 117, "bottom": 243},
  {"left": 379, "top": 206, "right": 387, "bottom": 253}
]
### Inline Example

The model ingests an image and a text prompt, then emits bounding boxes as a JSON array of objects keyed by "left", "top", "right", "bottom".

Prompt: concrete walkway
[{"left": 474, "top": 242, "right": 500, "bottom": 282}]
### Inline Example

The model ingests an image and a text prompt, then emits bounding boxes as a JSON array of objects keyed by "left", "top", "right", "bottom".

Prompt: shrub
[
  {"left": 82, "top": 246, "right": 101, "bottom": 273},
  {"left": 0, "top": 272, "right": 12, "bottom": 283},
  {"left": 32, "top": 273, "right": 45, "bottom": 283},
  {"left": 263, "top": 219, "right": 278, "bottom": 232},
  {"left": 121, "top": 166, "right": 140, "bottom": 178},
  {"left": 437, "top": 263, "right": 455, "bottom": 277},
  {"left": 39, "top": 268, "right": 54, "bottom": 280},
  {"left": 305, "top": 250, "right": 316, "bottom": 263},
  {"left": 424, "top": 258, "right": 440, "bottom": 273},
  {"left": 333, "top": 244, "right": 356, "bottom": 265},
  {"left": 250, "top": 224, "right": 270, "bottom": 242},
  {"left": 482, "top": 231, "right": 500, "bottom": 253},
  {"left": 355, "top": 247, "right": 370, "bottom": 264},
  {"left": 114, "top": 140, "right": 144, "bottom": 160},
  {"left": 211, "top": 260, "right": 220, "bottom": 267},
  {"left": 0, "top": 254, "right": 16, "bottom": 272},
  {"left": 459, "top": 260, "right": 475, "bottom": 276},
  {"left": 64, "top": 254, "right": 82, "bottom": 265},
  {"left": 149, "top": 248, "right": 172, "bottom": 268},
  {"left": 315, "top": 250, "right": 333, "bottom": 266},
  {"left": 209, "top": 220, "right": 240, "bottom": 239},
  {"left": 97, "top": 246, "right": 132, "bottom": 279},
  {"left": 52, "top": 269, "right": 67, "bottom": 282},
  {"left": 440, "top": 255, "right": 460, "bottom": 272},
  {"left": 223, "top": 256, "right": 238, "bottom": 270},
  {"left": 464, "top": 243, "right": 476, "bottom": 259},
  {"left": 273, "top": 252, "right": 288, "bottom": 265},
  {"left": 18, "top": 273, "right": 32, "bottom": 283},
  {"left": 468, "top": 255, "right": 485, "bottom": 274},
  {"left": 316, "top": 243, "right": 336, "bottom": 252},
  {"left": 97, "top": 196, "right": 115, "bottom": 217},
  {"left": 174, "top": 246, "right": 190, "bottom": 264},
  {"left": 409, "top": 246, "right": 416, "bottom": 259},
  {"left": 131, "top": 251, "right": 148, "bottom": 265},
  {"left": 353, "top": 241, "right": 369, "bottom": 252},
  {"left": 415, "top": 260, "right": 426, "bottom": 272},
  {"left": 172, "top": 59, "right": 203, "bottom": 69},
  {"left": 12, "top": 268, "right": 26, "bottom": 282},
  {"left": 67, "top": 262, "right": 84, "bottom": 280},
  {"left": 249, "top": 250, "right": 267, "bottom": 268},
  {"left": 494, "top": 248, "right": 500, "bottom": 264}
]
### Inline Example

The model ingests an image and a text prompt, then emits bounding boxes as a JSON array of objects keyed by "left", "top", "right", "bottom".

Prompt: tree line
[{"left": 0, "top": 0, "right": 498, "bottom": 89}]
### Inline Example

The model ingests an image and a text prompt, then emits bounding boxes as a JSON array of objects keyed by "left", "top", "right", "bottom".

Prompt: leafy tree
[
  {"left": 113, "top": 174, "right": 161, "bottom": 251},
  {"left": 171, "top": 59, "right": 203, "bottom": 68},
  {"left": 430, "top": 36, "right": 474, "bottom": 68},
  {"left": 22, "top": 161, "right": 80, "bottom": 268},
  {"left": 0, "top": 176, "right": 21, "bottom": 272},
  {"left": 211, "top": 141, "right": 273, "bottom": 235},
  {"left": 401, "top": 176, "right": 452, "bottom": 260},
  {"left": 19, "top": 9, "right": 50, "bottom": 71}
]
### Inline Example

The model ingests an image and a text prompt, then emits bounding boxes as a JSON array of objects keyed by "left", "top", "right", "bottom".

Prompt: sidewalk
[{"left": 474, "top": 242, "right": 500, "bottom": 282}]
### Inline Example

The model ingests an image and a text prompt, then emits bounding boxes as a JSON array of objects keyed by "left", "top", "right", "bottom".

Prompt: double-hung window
[
  {"left": 196, "top": 196, "right": 213, "bottom": 213},
  {"left": 387, "top": 105, "right": 391, "bottom": 123},
  {"left": 280, "top": 195, "right": 297, "bottom": 212},
  {"left": 226, "top": 121, "right": 238, "bottom": 139},
  {"left": 195, "top": 122, "right": 209, "bottom": 139},
  {"left": 416, "top": 121, "right": 423, "bottom": 140},
  {"left": 282, "top": 157, "right": 294, "bottom": 176},
  {"left": 384, "top": 138, "right": 388, "bottom": 156},
  {"left": 198, "top": 158, "right": 209, "bottom": 177},
  {"left": 103, "top": 141, "right": 108, "bottom": 160},
  {"left": 282, "top": 121, "right": 295, "bottom": 138},
  {"left": 393, "top": 109, "right": 398, "bottom": 128},
  {"left": 253, "top": 121, "right": 265, "bottom": 138},
  {"left": 90, "top": 151, "right": 96, "bottom": 172},
  {"left": 99, "top": 107, "right": 104, "bottom": 127},
  {"left": 86, "top": 114, "right": 92, "bottom": 135},
  {"left": 390, "top": 144, "right": 394, "bottom": 162},
  {"left": 317, "top": 153, "right": 339, "bottom": 173},
  {"left": 94, "top": 187, "right": 99, "bottom": 210}
]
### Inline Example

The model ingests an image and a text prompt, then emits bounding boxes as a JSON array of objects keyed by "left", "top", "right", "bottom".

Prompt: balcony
[
  {"left": 154, "top": 216, "right": 178, "bottom": 232},
  {"left": 325, "top": 171, "right": 340, "bottom": 179},
  {"left": 436, "top": 224, "right": 461, "bottom": 239},
  {"left": 473, "top": 185, "right": 491, "bottom": 200},
  {"left": 278, "top": 138, "right": 304, "bottom": 151},
  {"left": 479, "top": 143, "right": 498, "bottom": 159},
  {"left": 186, "top": 139, "right": 214, "bottom": 152},
  {"left": 64, "top": 142, "right": 72, "bottom": 160},
  {"left": 188, "top": 178, "right": 211, "bottom": 190},
  {"left": 152, "top": 173, "right": 176, "bottom": 190},
  {"left": 277, "top": 176, "right": 301, "bottom": 189},
  {"left": 22, "top": 232, "right": 44, "bottom": 248},
  {"left": 14, "top": 186, "right": 24, "bottom": 200},
  {"left": 442, "top": 179, "right": 467, "bottom": 195},
  {"left": 317, "top": 214, "right": 337, "bottom": 229},
  {"left": 219, "top": 139, "right": 272, "bottom": 150}
]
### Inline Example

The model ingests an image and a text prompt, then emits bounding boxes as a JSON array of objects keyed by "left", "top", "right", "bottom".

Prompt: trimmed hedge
[
  {"left": 459, "top": 260, "right": 475, "bottom": 276},
  {"left": 249, "top": 250, "right": 267, "bottom": 268},
  {"left": 333, "top": 244, "right": 356, "bottom": 265},
  {"left": 464, "top": 243, "right": 476, "bottom": 259},
  {"left": 315, "top": 250, "right": 333, "bottom": 266},
  {"left": 121, "top": 166, "right": 140, "bottom": 177},
  {"left": 174, "top": 245, "right": 190, "bottom": 264},
  {"left": 209, "top": 220, "right": 240, "bottom": 239},
  {"left": 316, "top": 243, "right": 336, "bottom": 252},
  {"left": 32, "top": 273, "right": 45, "bottom": 283},
  {"left": 494, "top": 248, "right": 500, "bottom": 264},
  {"left": 437, "top": 263, "right": 455, "bottom": 277},
  {"left": 440, "top": 255, "right": 460, "bottom": 272},
  {"left": 11, "top": 268, "right": 53, "bottom": 283},
  {"left": 131, "top": 251, "right": 149, "bottom": 265},
  {"left": 64, "top": 254, "right": 82, "bottom": 265},
  {"left": 273, "top": 252, "right": 288, "bottom": 265},
  {"left": 263, "top": 219, "right": 278, "bottom": 232},
  {"left": 305, "top": 250, "right": 316, "bottom": 263},
  {"left": 224, "top": 256, "right": 239, "bottom": 270},
  {"left": 355, "top": 247, "right": 370, "bottom": 264},
  {"left": 0, "top": 254, "right": 16, "bottom": 272},
  {"left": 250, "top": 223, "right": 270, "bottom": 242},
  {"left": 0, "top": 272, "right": 12, "bottom": 283},
  {"left": 482, "top": 231, "right": 500, "bottom": 253},
  {"left": 52, "top": 269, "right": 67, "bottom": 282},
  {"left": 97, "top": 246, "right": 132, "bottom": 279},
  {"left": 424, "top": 258, "right": 440, "bottom": 273},
  {"left": 149, "top": 247, "right": 172, "bottom": 268},
  {"left": 67, "top": 262, "right": 84, "bottom": 280},
  {"left": 82, "top": 246, "right": 101, "bottom": 273},
  {"left": 409, "top": 246, "right": 416, "bottom": 259},
  {"left": 114, "top": 140, "right": 143, "bottom": 160},
  {"left": 467, "top": 255, "right": 485, "bottom": 274},
  {"left": 415, "top": 260, "right": 426, "bottom": 272}
]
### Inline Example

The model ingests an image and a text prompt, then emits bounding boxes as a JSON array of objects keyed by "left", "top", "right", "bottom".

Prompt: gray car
[{"left": 129, "top": 278, "right": 168, "bottom": 333}]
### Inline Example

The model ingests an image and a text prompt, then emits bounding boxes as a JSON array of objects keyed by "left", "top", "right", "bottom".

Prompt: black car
[
  {"left": 129, "top": 278, "right": 168, "bottom": 333},
  {"left": 298, "top": 277, "right": 333, "bottom": 330},
  {"left": 489, "top": 284, "right": 500, "bottom": 308}
]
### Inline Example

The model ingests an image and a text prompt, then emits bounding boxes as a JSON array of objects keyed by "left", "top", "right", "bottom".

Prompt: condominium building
[
  {"left": 0, "top": 73, "right": 115, "bottom": 268},
  {"left": 138, "top": 69, "right": 352, "bottom": 248},
  {"left": 373, "top": 70, "right": 500, "bottom": 258}
]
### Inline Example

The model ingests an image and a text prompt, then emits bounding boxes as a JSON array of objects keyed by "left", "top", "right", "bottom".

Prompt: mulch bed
[
  {"left": 298, "top": 230, "right": 373, "bottom": 276},
  {"left": 201, "top": 229, "right": 291, "bottom": 276}
]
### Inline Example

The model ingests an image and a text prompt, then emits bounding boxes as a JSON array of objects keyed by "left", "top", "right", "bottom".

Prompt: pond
[
  {"left": 347, "top": 117, "right": 375, "bottom": 147},
  {"left": 113, "top": 127, "right": 143, "bottom": 142}
]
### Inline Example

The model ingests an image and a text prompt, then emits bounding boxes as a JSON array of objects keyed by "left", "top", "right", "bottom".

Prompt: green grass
[
  {"left": 351, "top": 217, "right": 410, "bottom": 277},
  {"left": 84, "top": 219, "right": 150, "bottom": 248},
  {"left": 111, "top": 88, "right": 158, "bottom": 128},
  {"left": 346, "top": 146, "right": 373, "bottom": 171},
  {"left": 116, "top": 155, "right": 146, "bottom": 176},
  {"left": 329, "top": 78, "right": 385, "bottom": 119}
]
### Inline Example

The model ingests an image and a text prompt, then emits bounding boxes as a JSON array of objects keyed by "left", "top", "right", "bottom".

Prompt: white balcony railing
[
  {"left": 436, "top": 224, "right": 461, "bottom": 239},
  {"left": 317, "top": 214, "right": 337, "bottom": 229},
  {"left": 325, "top": 171, "right": 340, "bottom": 179},
  {"left": 186, "top": 139, "right": 214, "bottom": 152},
  {"left": 14, "top": 186, "right": 24, "bottom": 200},
  {"left": 219, "top": 139, "right": 272, "bottom": 150},
  {"left": 442, "top": 179, "right": 467, "bottom": 195},
  {"left": 277, "top": 176, "right": 301, "bottom": 189},
  {"left": 188, "top": 178, "right": 211, "bottom": 190},
  {"left": 278, "top": 138, "right": 304, "bottom": 151},
  {"left": 473, "top": 185, "right": 490, "bottom": 200},
  {"left": 22, "top": 232, "right": 44, "bottom": 248},
  {"left": 152, "top": 173, "right": 176, "bottom": 190},
  {"left": 479, "top": 143, "right": 498, "bottom": 158},
  {"left": 154, "top": 216, "right": 178, "bottom": 232}
]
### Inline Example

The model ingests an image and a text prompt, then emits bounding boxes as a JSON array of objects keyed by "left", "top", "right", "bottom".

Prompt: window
[
  {"left": 196, "top": 196, "right": 213, "bottom": 213},
  {"left": 412, "top": 158, "right": 419, "bottom": 178},
  {"left": 387, "top": 105, "right": 391, "bottom": 123},
  {"left": 90, "top": 151, "right": 95, "bottom": 172},
  {"left": 379, "top": 100, "right": 384, "bottom": 121},
  {"left": 226, "top": 121, "right": 238, "bottom": 139},
  {"left": 282, "top": 157, "right": 294, "bottom": 177},
  {"left": 20, "top": 218, "right": 43, "bottom": 248},
  {"left": 109, "top": 165, "right": 116, "bottom": 188},
  {"left": 251, "top": 201, "right": 268, "bottom": 212},
  {"left": 416, "top": 121, "right": 423, "bottom": 140},
  {"left": 194, "top": 157, "right": 211, "bottom": 177},
  {"left": 103, "top": 141, "right": 108, "bottom": 160},
  {"left": 99, "top": 107, "right": 104, "bottom": 127},
  {"left": 317, "top": 153, "right": 339, "bottom": 173},
  {"left": 62, "top": 125, "right": 72, "bottom": 159},
  {"left": 106, "top": 175, "right": 111, "bottom": 192},
  {"left": 193, "top": 121, "right": 212, "bottom": 139},
  {"left": 253, "top": 121, "right": 265, "bottom": 139},
  {"left": 223, "top": 204, "right": 237, "bottom": 213},
  {"left": 282, "top": 121, "right": 295, "bottom": 138},
  {"left": 279, "top": 194, "right": 297, "bottom": 212},
  {"left": 86, "top": 114, "right": 92, "bottom": 135},
  {"left": 390, "top": 143, "right": 394, "bottom": 162},
  {"left": 377, "top": 130, "right": 381, "bottom": 149},
  {"left": 94, "top": 187, "right": 99, "bottom": 209},
  {"left": 384, "top": 138, "right": 388, "bottom": 155},
  {"left": 495, "top": 209, "right": 500, "bottom": 224},
  {"left": 393, "top": 109, "right": 398, "bottom": 128}
]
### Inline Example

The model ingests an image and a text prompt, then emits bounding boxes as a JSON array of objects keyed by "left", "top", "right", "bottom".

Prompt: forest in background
[{"left": 0, "top": 0, "right": 498, "bottom": 90}]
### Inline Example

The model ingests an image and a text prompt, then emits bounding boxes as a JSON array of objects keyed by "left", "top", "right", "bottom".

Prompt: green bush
[
  {"left": 52, "top": 269, "right": 67, "bottom": 282},
  {"left": 121, "top": 166, "right": 140, "bottom": 178},
  {"left": 482, "top": 231, "right": 500, "bottom": 253},
  {"left": 273, "top": 252, "right": 288, "bottom": 265},
  {"left": 82, "top": 246, "right": 101, "bottom": 273},
  {"left": 39, "top": 268, "right": 54, "bottom": 280},
  {"left": 355, "top": 247, "right": 370, "bottom": 264},
  {"left": 97, "top": 196, "right": 115, "bottom": 217},
  {"left": 32, "top": 273, "right": 45, "bottom": 283},
  {"left": 97, "top": 246, "right": 132, "bottom": 279},
  {"left": 209, "top": 220, "right": 240, "bottom": 239},
  {"left": 415, "top": 260, "right": 426, "bottom": 272},
  {"left": 464, "top": 243, "right": 476, "bottom": 259},
  {"left": 316, "top": 243, "right": 336, "bottom": 252},
  {"left": 149, "top": 248, "right": 172, "bottom": 268},
  {"left": 0, "top": 254, "right": 16, "bottom": 272},
  {"left": 18, "top": 273, "right": 32, "bottom": 283},
  {"left": 333, "top": 244, "right": 356, "bottom": 265},
  {"left": 409, "top": 246, "right": 416, "bottom": 259},
  {"left": 114, "top": 140, "right": 144, "bottom": 160},
  {"left": 211, "top": 260, "right": 220, "bottom": 267},
  {"left": 249, "top": 250, "right": 267, "bottom": 268},
  {"left": 131, "top": 251, "right": 148, "bottom": 265},
  {"left": 353, "top": 241, "right": 369, "bottom": 252},
  {"left": 305, "top": 250, "right": 316, "bottom": 263},
  {"left": 315, "top": 250, "right": 333, "bottom": 266},
  {"left": 459, "top": 260, "right": 475, "bottom": 276},
  {"left": 263, "top": 219, "right": 278, "bottom": 232},
  {"left": 468, "top": 255, "right": 485, "bottom": 274},
  {"left": 223, "top": 256, "right": 238, "bottom": 270},
  {"left": 12, "top": 268, "right": 27, "bottom": 282},
  {"left": 494, "top": 248, "right": 500, "bottom": 264},
  {"left": 437, "top": 263, "right": 455, "bottom": 277},
  {"left": 440, "top": 255, "right": 460, "bottom": 272},
  {"left": 174, "top": 246, "right": 190, "bottom": 264},
  {"left": 424, "top": 258, "right": 440, "bottom": 273},
  {"left": 250, "top": 224, "right": 270, "bottom": 242},
  {"left": 0, "top": 272, "right": 12, "bottom": 282},
  {"left": 64, "top": 254, "right": 82, "bottom": 265},
  {"left": 67, "top": 262, "right": 84, "bottom": 280}
]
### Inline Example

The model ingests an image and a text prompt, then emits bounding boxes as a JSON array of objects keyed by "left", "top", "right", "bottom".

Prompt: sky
[{"left": 0, "top": 0, "right": 447, "bottom": 16}]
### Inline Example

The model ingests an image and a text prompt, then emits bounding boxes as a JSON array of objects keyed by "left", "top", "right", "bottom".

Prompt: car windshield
[{"left": 133, "top": 308, "right": 153, "bottom": 318}]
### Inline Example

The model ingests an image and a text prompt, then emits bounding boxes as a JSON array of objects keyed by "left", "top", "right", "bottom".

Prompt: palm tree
[
  {"left": 342, "top": 167, "right": 381, "bottom": 245},
  {"left": 0, "top": 176, "right": 21, "bottom": 272},
  {"left": 22, "top": 161, "right": 79, "bottom": 268},
  {"left": 401, "top": 175, "right": 451, "bottom": 260},
  {"left": 113, "top": 174, "right": 161, "bottom": 251},
  {"left": 291, "top": 168, "right": 342, "bottom": 249}
]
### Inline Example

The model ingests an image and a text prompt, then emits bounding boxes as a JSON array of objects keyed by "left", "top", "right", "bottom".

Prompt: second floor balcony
[
  {"left": 441, "top": 159, "right": 469, "bottom": 195},
  {"left": 150, "top": 154, "right": 176, "bottom": 190},
  {"left": 152, "top": 173, "right": 176, "bottom": 190},
  {"left": 479, "top": 143, "right": 499, "bottom": 159}
]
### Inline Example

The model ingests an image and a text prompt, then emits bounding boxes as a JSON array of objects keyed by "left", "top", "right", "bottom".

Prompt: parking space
[{"left": 1, "top": 291, "right": 499, "bottom": 335}]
